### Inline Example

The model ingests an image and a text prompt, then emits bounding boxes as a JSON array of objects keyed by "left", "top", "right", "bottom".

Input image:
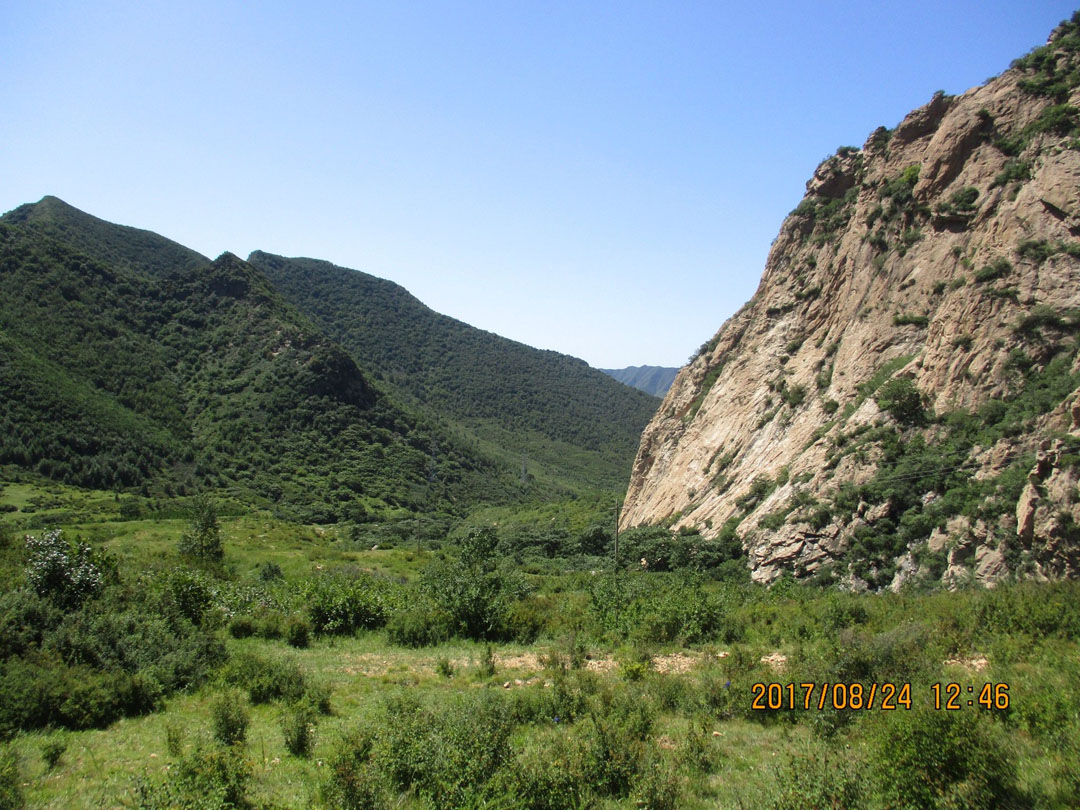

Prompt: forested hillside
[
  {"left": 248, "top": 251, "right": 660, "bottom": 491},
  {"left": 0, "top": 196, "right": 658, "bottom": 518},
  {"left": 0, "top": 206, "right": 514, "bottom": 520},
  {"left": 3, "top": 196, "right": 208, "bottom": 278}
]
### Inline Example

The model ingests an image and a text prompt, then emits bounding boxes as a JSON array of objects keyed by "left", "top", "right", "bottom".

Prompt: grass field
[{"left": 1, "top": 475, "right": 1078, "bottom": 809}]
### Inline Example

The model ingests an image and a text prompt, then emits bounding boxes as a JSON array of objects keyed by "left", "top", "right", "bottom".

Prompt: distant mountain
[
  {"left": 0, "top": 199, "right": 511, "bottom": 520},
  {"left": 600, "top": 366, "right": 677, "bottom": 397},
  {"left": 247, "top": 252, "right": 660, "bottom": 492},
  {"left": 0, "top": 196, "right": 658, "bottom": 518}
]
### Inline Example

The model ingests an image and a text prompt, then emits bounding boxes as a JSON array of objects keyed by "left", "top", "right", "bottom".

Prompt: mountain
[
  {"left": 622, "top": 16, "right": 1080, "bottom": 588},
  {"left": 247, "top": 251, "right": 660, "bottom": 492},
  {"left": 600, "top": 366, "right": 677, "bottom": 397},
  {"left": 0, "top": 202, "right": 513, "bottom": 520},
  {"left": 3, "top": 195, "right": 209, "bottom": 277}
]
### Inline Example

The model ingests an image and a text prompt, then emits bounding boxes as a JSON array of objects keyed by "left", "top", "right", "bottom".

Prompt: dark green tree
[{"left": 178, "top": 494, "right": 223, "bottom": 562}]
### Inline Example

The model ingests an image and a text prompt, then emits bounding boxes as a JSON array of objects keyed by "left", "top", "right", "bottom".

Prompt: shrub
[
  {"left": 40, "top": 737, "right": 66, "bottom": 770},
  {"left": 631, "top": 755, "right": 681, "bottom": 810},
  {"left": 870, "top": 705, "right": 1024, "bottom": 809},
  {"left": 477, "top": 644, "right": 496, "bottom": 678},
  {"left": 159, "top": 568, "right": 216, "bottom": 628},
  {"left": 228, "top": 616, "right": 256, "bottom": 639},
  {"left": 375, "top": 691, "right": 514, "bottom": 807},
  {"left": 323, "top": 753, "right": 385, "bottom": 810},
  {"left": 177, "top": 494, "right": 223, "bottom": 562},
  {"left": 210, "top": 690, "right": 249, "bottom": 746},
  {"left": 497, "top": 739, "right": 588, "bottom": 810},
  {"left": 285, "top": 615, "right": 311, "bottom": 649},
  {"left": 303, "top": 570, "right": 394, "bottom": 635},
  {"left": 385, "top": 604, "right": 453, "bottom": 647},
  {"left": 24, "top": 529, "right": 103, "bottom": 609},
  {"left": 581, "top": 712, "right": 644, "bottom": 798},
  {"left": 876, "top": 377, "right": 924, "bottom": 425},
  {"left": 974, "top": 258, "right": 1012, "bottom": 283},
  {"left": 419, "top": 527, "right": 529, "bottom": 640},
  {"left": 893, "top": 313, "right": 929, "bottom": 327},
  {"left": 767, "top": 746, "right": 862, "bottom": 810},
  {"left": 221, "top": 651, "right": 306, "bottom": 705},
  {"left": 135, "top": 743, "right": 251, "bottom": 810},
  {"left": 281, "top": 704, "right": 316, "bottom": 758},
  {"left": 0, "top": 588, "right": 63, "bottom": 659},
  {"left": 257, "top": 561, "right": 284, "bottom": 582},
  {"left": 0, "top": 746, "right": 23, "bottom": 810},
  {"left": 165, "top": 722, "right": 185, "bottom": 757}
]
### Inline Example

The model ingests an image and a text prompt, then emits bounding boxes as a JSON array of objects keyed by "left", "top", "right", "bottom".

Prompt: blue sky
[{"left": 2, "top": 1, "right": 1075, "bottom": 368}]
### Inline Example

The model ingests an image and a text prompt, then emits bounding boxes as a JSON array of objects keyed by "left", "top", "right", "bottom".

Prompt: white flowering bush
[{"left": 25, "top": 528, "right": 103, "bottom": 609}]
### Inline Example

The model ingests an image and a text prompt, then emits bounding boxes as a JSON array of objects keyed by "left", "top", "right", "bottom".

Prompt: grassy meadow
[{"left": 1, "top": 475, "right": 1078, "bottom": 810}]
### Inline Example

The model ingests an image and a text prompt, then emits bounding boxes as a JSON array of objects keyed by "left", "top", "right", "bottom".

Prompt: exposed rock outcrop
[{"left": 622, "top": 19, "right": 1080, "bottom": 588}]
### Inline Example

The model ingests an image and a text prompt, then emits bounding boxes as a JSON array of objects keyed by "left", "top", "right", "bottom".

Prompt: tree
[
  {"left": 876, "top": 378, "right": 925, "bottom": 425},
  {"left": 178, "top": 494, "right": 223, "bottom": 561}
]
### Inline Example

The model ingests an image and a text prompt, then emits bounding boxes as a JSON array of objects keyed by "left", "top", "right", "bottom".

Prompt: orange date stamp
[
  {"left": 751, "top": 682, "right": 1010, "bottom": 711},
  {"left": 751, "top": 681, "right": 914, "bottom": 711}
]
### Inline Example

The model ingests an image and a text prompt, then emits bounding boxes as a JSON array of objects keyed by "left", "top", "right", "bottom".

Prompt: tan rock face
[{"left": 622, "top": 29, "right": 1080, "bottom": 587}]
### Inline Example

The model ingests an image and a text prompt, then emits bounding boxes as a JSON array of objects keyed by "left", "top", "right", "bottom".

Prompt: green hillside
[
  {"left": 248, "top": 251, "right": 659, "bottom": 491},
  {"left": 0, "top": 208, "right": 514, "bottom": 520},
  {"left": 3, "top": 195, "right": 208, "bottom": 278}
]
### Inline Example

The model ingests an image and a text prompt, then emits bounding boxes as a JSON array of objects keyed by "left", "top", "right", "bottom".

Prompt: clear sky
[{"left": 2, "top": 1, "right": 1075, "bottom": 368}]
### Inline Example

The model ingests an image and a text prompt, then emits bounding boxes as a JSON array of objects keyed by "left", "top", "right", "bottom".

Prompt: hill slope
[
  {"left": 3, "top": 195, "right": 209, "bottom": 277},
  {"left": 622, "top": 16, "right": 1080, "bottom": 587},
  {"left": 600, "top": 366, "right": 677, "bottom": 397},
  {"left": 247, "top": 251, "right": 660, "bottom": 492},
  {"left": 0, "top": 207, "right": 510, "bottom": 519}
]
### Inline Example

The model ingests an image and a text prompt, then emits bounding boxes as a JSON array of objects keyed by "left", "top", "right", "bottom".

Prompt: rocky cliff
[{"left": 622, "top": 17, "right": 1080, "bottom": 588}]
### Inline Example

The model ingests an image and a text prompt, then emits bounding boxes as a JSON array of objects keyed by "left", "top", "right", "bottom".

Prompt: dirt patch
[
  {"left": 584, "top": 658, "right": 617, "bottom": 673},
  {"left": 944, "top": 655, "right": 989, "bottom": 671},
  {"left": 760, "top": 652, "right": 788, "bottom": 671},
  {"left": 653, "top": 653, "right": 699, "bottom": 674},
  {"left": 495, "top": 652, "right": 542, "bottom": 671}
]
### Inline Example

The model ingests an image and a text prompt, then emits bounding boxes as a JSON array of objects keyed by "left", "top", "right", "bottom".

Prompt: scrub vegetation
[{"left": 1, "top": 489, "right": 1078, "bottom": 809}]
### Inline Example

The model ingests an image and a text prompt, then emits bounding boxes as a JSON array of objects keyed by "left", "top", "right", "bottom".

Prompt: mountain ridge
[
  {"left": 246, "top": 250, "right": 659, "bottom": 492},
  {"left": 621, "top": 15, "right": 1080, "bottom": 588}
]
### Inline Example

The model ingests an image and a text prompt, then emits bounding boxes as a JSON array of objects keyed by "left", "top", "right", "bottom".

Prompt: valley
[{"left": 3, "top": 12, "right": 1080, "bottom": 810}]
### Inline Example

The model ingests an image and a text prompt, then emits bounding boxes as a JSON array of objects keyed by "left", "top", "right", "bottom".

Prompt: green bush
[
  {"left": 974, "top": 258, "right": 1012, "bottom": 283},
  {"left": 580, "top": 711, "right": 644, "bottom": 798},
  {"left": 385, "top": 604, "right": 453, "bottom": 647},
  {"left": 496, "top": 737, "right": 588, "bottom": 810},
  {"left": 285, "top": 615, "right": 311, "bottom": 649},
  {"left": 876, "top": 377, "right": 924, "bottom": 424},
  {"left": 323, "top": 729, "right": 384, "bottom": 809},
  {"left": 419, "top": 527, "right": 528, "bottom": 640},
  {"left": 40, "top": 737, "right": 66, "bottom": 770},
  {"left": 0, "top": 746, "right": 23, "bottom": 810},
  {"left": 631, "top": 754, "right": 681, "bottom": 810},
  {"left": 210, "top": 690, "right": 249, "bottom": 746},
  {"left": 177, "top": 494, "right": 223, "bottom": 562},
  {"left": 767, "top": 746, "right": 862, "bottom": 810},
  {"left": 281, "top": 704, "right": 316, "bottom": 758},
  {"left": 135, "top": 743, "right": 251, "bottom": 810},
  {"left": 24, "top": 529, "right": 103, "bottom": 609},
  {"left": 374, "top": 690, "right": 514, "bottom": 807},
  {"left": 302, "top": 569, "right": 395, "bottom": 635},
  {"left": 870, "top": 706, "right": 1024, "bottom": 809},
  {"left": 893, "top": 313, "right": 929, "bottom": 327},
  {"left": 221, "top": 651, "right": 307, "bottom": 705},
  {"left": 227, "top": 615, "right": 256, "bottom": 639}
]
